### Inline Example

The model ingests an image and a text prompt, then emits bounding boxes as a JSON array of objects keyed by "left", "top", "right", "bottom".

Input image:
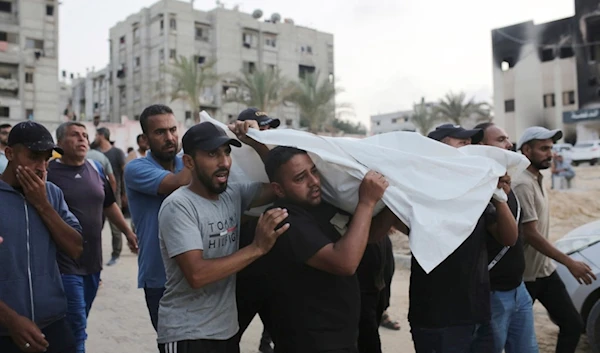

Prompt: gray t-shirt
[{"left": 157, "top": 182, "right": 262, "bottom": 343}]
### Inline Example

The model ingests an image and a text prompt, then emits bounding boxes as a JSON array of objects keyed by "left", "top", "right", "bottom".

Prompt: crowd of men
[{"left": 0, "top": 104, "right": 596, "bottom": 353}]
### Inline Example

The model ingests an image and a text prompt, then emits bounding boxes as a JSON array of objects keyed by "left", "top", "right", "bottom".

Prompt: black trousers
[
  {"left": 234, "top": 273, "right": 273, "bottom": 351},
  {"left": 525, "top": 271, "right": 584, "bottom": 353},
  {"left": 159, "top": 336, "right": 238, "bottom": 353},
  {"left": 0, "top": 318, "right": 76, "bottom": 353},
  {"left": 357, "top": 291, "right": 386, "bottom": 353},
  {"left": 144, "top": 286, "right": 165, "bottom": 332}
]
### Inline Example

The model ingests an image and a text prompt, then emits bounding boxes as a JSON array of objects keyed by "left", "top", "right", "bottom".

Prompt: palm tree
[
  {"left": 434, "top": 92, "right": 491, "bottom": 126},
  {"left": 168, "top": 56, "right": 220, "bottom": 123},
  {"left": 288, "top": 72, "right": 349, "bottom": 133},
  {"left": 411, "top": 97, "right": 438, "bottom": 135},
  {"left": 226, "top": 68, "right": 295, "bottom": 112}
]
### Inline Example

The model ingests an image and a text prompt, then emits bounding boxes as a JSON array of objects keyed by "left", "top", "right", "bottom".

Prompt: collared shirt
[
  {"left": 124, "top": 152, "right": 184, "bottom": 288},
  {"left": 513, "top": 169, "right": 556, "bottom": 281}
]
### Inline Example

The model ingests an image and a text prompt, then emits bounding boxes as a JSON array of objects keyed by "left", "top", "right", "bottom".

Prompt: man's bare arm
[
  {"left": 157, "top": 168, "right": 192, "bottom": 195},
  {"left": 488, "top": 201, "right": 518, "bottom": 246},
  {"left": 104, "top": 203, "right": 138, "bottom": 253}
]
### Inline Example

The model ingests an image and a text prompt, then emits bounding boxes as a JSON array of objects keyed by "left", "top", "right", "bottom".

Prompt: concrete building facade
[
  {"left": 0, "top": 0, "right": 60, "bottom": 124},
  {"left": 107, "top": 0, "right": 334, "bottom": 127},
  {"left": 69, "top": 67, "right": 111, "bottom": 123},
  {"left": 492, "top": 0, "right": 600, "bottom": 143},
  {"left": 370, "top": 110, "right": 416, "bottom": 135}
]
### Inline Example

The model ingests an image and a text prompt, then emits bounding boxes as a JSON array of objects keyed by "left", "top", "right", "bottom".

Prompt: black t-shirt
[
  {"left": 267, "top": 200, "right": 360, "bottom": 353},
  {"left": 101, "top": 147, "right": 125, "bottom": 188},
  {"left": 487, "top": 190, "right": 525, "bottom": 291},
  {"left": 408, "top": 204, "right": 496, "bottom": 328},
  {"left": 47, "top": 160, "right": 115, "bottom": 275}
]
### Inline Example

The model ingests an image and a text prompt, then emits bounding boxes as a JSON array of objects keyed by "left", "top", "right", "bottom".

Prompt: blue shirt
[
  {"left": 0, "top": 151, "right": 7, "bottom": 174},
  {"left": 124, "top": 152, "right": 184, "bottom": 288}
]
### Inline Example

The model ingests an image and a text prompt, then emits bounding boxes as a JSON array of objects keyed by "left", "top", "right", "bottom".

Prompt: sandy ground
[{"left": 87, "top": 165, "right": 600, "bottom": 353}]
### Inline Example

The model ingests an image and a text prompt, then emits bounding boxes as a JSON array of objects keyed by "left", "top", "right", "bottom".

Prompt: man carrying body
[
  {"left": 262, "top": 146, "right": 401, "bottom": 353},
  {"left": 94, "top": 127, "right": 126, "bottom": 266},
  {"left": 126, "top": 134, "right": 149, "bottom": 164},
  {"left": 514, "top": 127, "right": 596, "bottom": 353},
  {"left": 48, "top": 122, "right": 138, "bottom": 353},
  {"left": 124, "top": 104, "right": 191, "bottom": 331},
  {"left": 472, "top": 122, "right": 538, "bottom": 353},
  {"left": 157, "top": 121, "right": 287, "bottom": 352},
  {"left": 0, "top": 121, "right": 83, "bottom": 353},
  {"left": 407, "top": 124, "right": 518, "bottom": 352},
  {"left": 234, "top": 107, "right": 281, "bottom": 353},
  {"left": 0, "top": 123, "right": 11, "bottom": 173}
]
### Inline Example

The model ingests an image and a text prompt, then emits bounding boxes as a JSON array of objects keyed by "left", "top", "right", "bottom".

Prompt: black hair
[
  {"left": 264, "top": 146, "right": 308, "bottom": 182},
  {"left": 136, "top": 134, "right": 144, "bottom": 143},
  {"left": 0, "top": 123, "right": 11, "bottom": 130},
  {"left": 127, "top": 147, "right": 134, "bottom": 153},
  {"left": 140, "top": 104, "right": 174, "bottom": 134},
  {"left": 474, "top": 122, "right": 494, "bottom": 131}
]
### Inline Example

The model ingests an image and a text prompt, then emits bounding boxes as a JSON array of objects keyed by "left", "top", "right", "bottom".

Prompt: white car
[
  {"left": 553, "top": 143, "right": 573, "bottom": 159},
  {"left": 555, "top": 220, "right": 600, "bottom": 351},
  {"left": 570, "top": 140, "right": 600, "bottom": 166}
]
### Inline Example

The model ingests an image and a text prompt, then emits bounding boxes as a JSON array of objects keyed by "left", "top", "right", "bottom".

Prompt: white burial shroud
[{"left": 200, "top": 112, "right": 530, "bottom": 274}]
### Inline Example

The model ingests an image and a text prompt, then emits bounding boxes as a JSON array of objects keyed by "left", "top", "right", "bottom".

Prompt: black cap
[
  {"left": 427, "top": 124, "right": 484, "bottom": 144},
  {"left": 237, "top": 108, "right": 280, "bottom": 129},
  {"left": 7, "top": 121, "right": 63, "bottom": 154},
  {"left": 182, "top": 122, "right": 242, "bottom": 154}
]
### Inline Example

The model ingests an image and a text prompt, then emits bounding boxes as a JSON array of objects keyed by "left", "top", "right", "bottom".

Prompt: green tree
[
  {"left": 331, "top": 118, "right": 367, "bottom": 135},
  {"left": 411, "top": 97, "right": 438, "bottom": 135},
  {"left": 289, "top": 72, "right": 349, "bottom": 133},
  {"left": 226, "top": 69, "right": 294, "bottom": 112},
  {"left": 168, "top": 56, "right": 220, "bottom": 123},
  {"left": 434, "top": 91, "right": 491, "bottom": 126}
]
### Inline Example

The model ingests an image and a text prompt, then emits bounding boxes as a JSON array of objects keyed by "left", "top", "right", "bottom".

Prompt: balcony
[
  {"left": 0, "top": 11, "right": 18, "bottom": 26},
  {"left": 0, "top": 77, "right": 18, "bottom": 97}
]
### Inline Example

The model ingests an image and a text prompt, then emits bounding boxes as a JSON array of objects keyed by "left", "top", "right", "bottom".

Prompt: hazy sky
[{"left": 59, "top": 0, "right": 574, "bottom": 127}]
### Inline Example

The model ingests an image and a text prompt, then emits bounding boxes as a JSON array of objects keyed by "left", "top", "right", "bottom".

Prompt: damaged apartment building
[{"left": 492, "top": 0, "right": 600, "bottom": 143}]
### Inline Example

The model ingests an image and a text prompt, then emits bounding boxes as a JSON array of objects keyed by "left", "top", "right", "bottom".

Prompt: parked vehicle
[
  {"left": 553, "top": 143, "right": 574, "bottom": 159},
  {"left": 570, "top": 140, "right": 600, "bottom": 166},
  {"left": 555, "top": 220, "right": 600, "bottom": 352}
]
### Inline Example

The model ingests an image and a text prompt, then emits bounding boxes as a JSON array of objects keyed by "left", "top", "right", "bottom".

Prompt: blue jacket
[{"left": 0, "top": 179, "right": 81, "bottom": 335}]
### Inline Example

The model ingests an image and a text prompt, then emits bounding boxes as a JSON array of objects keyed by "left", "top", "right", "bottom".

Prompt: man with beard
[
  {"left": 262, "top": 146, "right": 401, "bottom": 353},
  {"left": 124, "top": 104, "right": 191, "bottom": 331},
  {"left": 514, "top": 127, "right": 596, "bottom": 353},
  {"left": 0, "top": 123, "right": 11, "bottom": 173},
  {"left": 156, "top": 122, "right": 288, "bottom": 353},
  {"left": 471, "top": 122, "right": 538, "bottom": 353},
  {"left": 48, "top": 122, "right": 138, "bottom": 353}
]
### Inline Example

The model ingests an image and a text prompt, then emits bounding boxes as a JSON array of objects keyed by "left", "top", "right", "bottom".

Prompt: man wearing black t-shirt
[
  {"left": 409, "top": 125, "right": 518, "bottom": 353},
  {"left": 471, "top": 123, "right": 538, "bottom": 353},
  {"left": 263, "top": 146, "right": 405, "bottom": 353}
]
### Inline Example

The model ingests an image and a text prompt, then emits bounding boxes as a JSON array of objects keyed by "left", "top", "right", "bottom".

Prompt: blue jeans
[
  {"left": 473, "top": 282, "right": 538, "bottom": 353},
  {"left": 61, "top": 273, "right": 101, "bottom": 353}
]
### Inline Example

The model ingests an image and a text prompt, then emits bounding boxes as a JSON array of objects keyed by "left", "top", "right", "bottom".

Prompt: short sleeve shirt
[
  {"left": 48, "top": 160, "right": 115, "bottom": 275},
  {"left": 513, "top": 170, "right": 556, "bottom": 281},
  {"left": 102, "top": 147, "right": 125, "bottom": 187},
  {"left": 266, "top": 201, "right": 361, "bottom": 353},
  {"left": 124, "top": 153, "right": 184, "bottom": 288},
  {"left": 156, "top": 182, "right": 261, "bottom": 343}
]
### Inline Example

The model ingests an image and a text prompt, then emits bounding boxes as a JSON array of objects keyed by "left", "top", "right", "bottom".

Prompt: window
[
  {"left": 391, "top": 118, "right": 397, "bottom": 123},
  {"left": 196, "top": 27, "right": 204, "bottom": 39},
  {"left": 159, "top": 49, "right": 164, "bottom": 62},
  {"left": 119, "top": 86, "right": 126, "bottom": 103},
  {"left": 563, "top": 91, "right": 576, "bottom": 105},
  {"left": 120, "top": 36, "right": 125, "bottom": 44},
  {"left": 0, "top": 32, "right": 6, "bottom": 41},
  {"left": 25, "top": 72, "right": 33, "bottom": 83},
  {"left": 185, "top": 111, "right": 192, "bottom": 120},
  {"left": 543, "top": 93, "right": 556, "bottom": 108},
  {"left": 243, "top": 61, "right": 256, "bottom": 74},
  {"left": 169, "top": 18, "right": 177, "bottom": 30},
  {"left": 133, "top": 26, "right": 140, "bottom": 42},
  {"left": 504, "top": 99, "right": 515, "bottom": 112},
  {"left": 0, "top": 106, "right": 8, "bottom": 117},
  {"left": 267, "top": 64, "right": 276, "bottom": 72},
  {"left": 560, "top": 46, "right": 574, "bottom": 58},
  {"left": 306, "top": 46, "right": 313, "bottom": 54},
  {"left": 25, "top": 38, "right": 44, "bottom": 50},
  {"left": 195, "top": 24, "right": 210, "bottom": 41},
  {"left": 25, "top": 109, "right": 34, "bottom": 120},
  {"left": 285, "top": 119, "right": 293, "bottom": 126},
  {"left": 169, "top": 49, "right": 176, "bottom": 60},
  {"left": 242, "top": 32, "right": 256, "bottom": 48},
  {"left": 160, "top": 19, "right": 164, "bottom": 32},
  {"left": 298, "top": 65, "right": 316, "bottom": 79},
  {"left": 265, "top": 36, "right": 276, "bottom": 48},
  {"left": 134, "top": 56, "right": 140, "bottom": 68},
  {"left": 46, "top": 5, "right": 54, "bottom": 16},
  {"left": 541, "top": 48, "right": 555, "bottom": 62},
  {"left": 0, "top": 1, "right": 11, "bottom": 13},
  {"left": 376, "top": 121, "right": 381, "bottom": 126},
  {"left": 194, "top": 56, "right": 206, "bottom": 65}
]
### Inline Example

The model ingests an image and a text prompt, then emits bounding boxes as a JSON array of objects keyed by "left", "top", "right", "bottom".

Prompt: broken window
[
  {"left": 195, "top": 23, "right": 210, "bottom": 41},
  {"left": 562, "top": 91, "right": 575, "bottom": 105},
  {"left": 504, "top": 99, "right": 515, "bottom": 113},
  {"left": 543, "top": 93, "right": 555, "bottom": 108},
  {"left": 541, "top": 48, "right": 555, "bottom": 62},
  {"left": 0, "top": 1, "right": 11, "bottom": 13},
  {"left": 46, "top": 5, "right": 54, "bottom": 16},
  {"left": 242, "top": 32, "right": 256, "bottom": 48},
  {"left": 560, "top": 46, "right": 574, "bottom": 58},
  {"left": 298, "top": 65, "right": 316, "bottom": 79}
]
